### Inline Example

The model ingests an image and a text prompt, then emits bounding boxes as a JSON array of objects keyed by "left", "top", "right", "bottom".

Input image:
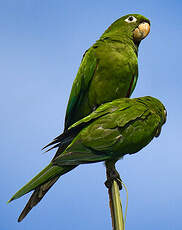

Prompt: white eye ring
[{"left": 125, "top": 16, "right": 137, "bottom": 23}]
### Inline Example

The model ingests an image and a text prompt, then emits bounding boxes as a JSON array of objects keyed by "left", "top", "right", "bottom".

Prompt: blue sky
[{"left": 1, "top": 0, "right": 182, "bottom": 229}]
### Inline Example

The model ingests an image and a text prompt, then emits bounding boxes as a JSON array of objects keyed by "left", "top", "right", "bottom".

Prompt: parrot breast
[{"left": 88, "top": 42, "right": 138, "bottom": 108}]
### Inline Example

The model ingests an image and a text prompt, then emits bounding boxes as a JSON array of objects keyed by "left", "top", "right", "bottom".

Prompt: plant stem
[
  {"left": 108, "top": 180, "right": 124, "bottom": 230},
  {"left": 105, "top": 160, "right": 124, "bottom": 230}
]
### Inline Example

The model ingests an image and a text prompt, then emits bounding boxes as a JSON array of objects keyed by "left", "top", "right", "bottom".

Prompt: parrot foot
[{"left": 105, "top": 161, "right": 122, "bottom": 190}]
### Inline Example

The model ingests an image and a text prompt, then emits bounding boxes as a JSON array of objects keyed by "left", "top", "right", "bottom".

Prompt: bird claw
[{"left": 105, "top": 169, "right": 122, "bottom": 190}]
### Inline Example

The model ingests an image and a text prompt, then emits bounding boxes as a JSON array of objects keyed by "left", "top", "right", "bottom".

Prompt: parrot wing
[
  {"left": 64, "top": 48, "right": 98, "bottom": 129},
  {"left": 53, "top": 102, "right": 149, "bottom": 165},
  {"left": 43, "top": 98, "right": 131, "bottom": 154}
]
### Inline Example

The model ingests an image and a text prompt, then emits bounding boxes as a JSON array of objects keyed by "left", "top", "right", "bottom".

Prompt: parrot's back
[{"left": 65, "top": 39, "right": 138, "bottom": 129}]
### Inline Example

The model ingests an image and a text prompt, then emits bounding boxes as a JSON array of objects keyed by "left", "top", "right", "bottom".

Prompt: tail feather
[
  {"left": 9, "top": 126, "right": 79, "bottom": 222},
  {"left": 8, "top": 163, "right": 60, "bottom": 202},
  {"left": 42, "top": 130, "right": 74, "bottom": 152},
  {"left": 9, "top": 163, "right": 77, "bottom": 221},
  {"left": 18, "top": 176, "right": 60, "bottom": 222}
]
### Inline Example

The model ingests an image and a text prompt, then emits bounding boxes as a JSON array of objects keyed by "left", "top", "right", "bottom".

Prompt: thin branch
[
  {"left": 108, "top": 180, "right": 124, "bottom": 230},
  {"left": 105, "top": 160, "right": 125, "bottom": 230}
]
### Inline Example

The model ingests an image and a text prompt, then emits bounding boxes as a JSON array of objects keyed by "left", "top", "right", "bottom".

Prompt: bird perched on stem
[
  {"left": 64, "top": 14, "right": 150, "bottom": 129},
  {"left": 9, "top": 96, "right": 166, "bottom": 222}
]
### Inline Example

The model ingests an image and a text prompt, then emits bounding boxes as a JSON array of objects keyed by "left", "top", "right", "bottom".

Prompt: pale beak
[{"left": 133, "top": 22, "right": 150, "bottom": 41}]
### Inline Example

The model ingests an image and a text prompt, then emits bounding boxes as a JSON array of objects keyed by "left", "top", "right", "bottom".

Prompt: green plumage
[
  {"left": 9, "top": 96, "right": 166, "bottom": 222},
  {"left": 64, "top": 14, "right": 150, "bottom": 129}
]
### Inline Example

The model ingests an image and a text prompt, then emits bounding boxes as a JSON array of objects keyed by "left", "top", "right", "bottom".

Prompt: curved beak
[
  {"left": 133, "top": 22, "right": 150, "bottom": 41},
  {"left": 155, "top": 126, "right": 161, "bottom": 137}
]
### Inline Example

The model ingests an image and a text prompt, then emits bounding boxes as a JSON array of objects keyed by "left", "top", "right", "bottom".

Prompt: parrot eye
[{"left": 125, "top": 16, "right": 137, "bottom": 23}]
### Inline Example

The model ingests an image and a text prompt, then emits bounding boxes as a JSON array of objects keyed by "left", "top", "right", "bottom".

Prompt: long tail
[
  {"left": 8, "top": 163, "right": 77, "bottom": 222},
  {"left": 17, "top": 176, "right": 60, "bottom": 222}
]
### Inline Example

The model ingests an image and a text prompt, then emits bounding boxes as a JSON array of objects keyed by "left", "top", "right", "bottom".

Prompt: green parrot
[
  {"left": 9, "top": 96, "right": 166, "bottom": 222},
  {"left": 64, "top": 14, "right": 150, "bottom": 129}
]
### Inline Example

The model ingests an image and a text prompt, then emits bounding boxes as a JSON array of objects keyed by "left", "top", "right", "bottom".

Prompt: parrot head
[
  {"left": 101, "top": 14, "right": 150, "bottom": 45},
  {"left": 155, "top": 106, "right": 167, "bottom": 137},
  {"left": 137, "top": 96, "right": 167, "bottom": 137}
]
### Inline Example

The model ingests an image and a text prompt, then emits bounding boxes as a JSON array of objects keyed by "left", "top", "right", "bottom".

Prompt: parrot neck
[{"left": 100, "top": 36, "right": 139, "bottom": 56}]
